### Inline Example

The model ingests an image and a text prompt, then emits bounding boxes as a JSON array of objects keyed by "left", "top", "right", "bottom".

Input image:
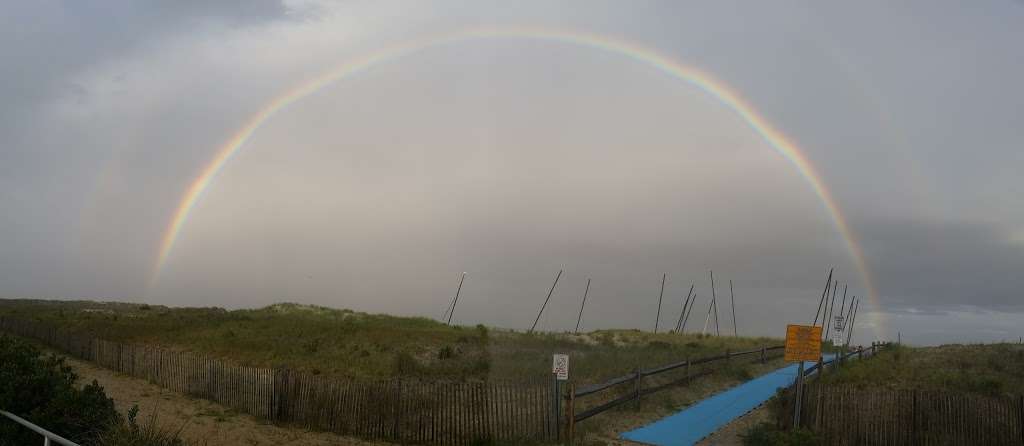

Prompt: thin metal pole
[
  {"left": 681, "top": 293, "right": 697, "bottom": 334},
  {"left": 838, "top": 284, "right": 848, "bottom": 321},
  {"left": 845, "top": 298, "right": 860, "bottom": 347},
  {"left": 654, "top": 273, "right": 666, "bottom": 333},
  {"left": 675, "top": 283, "right": 694, "bottom": 332},
  {"left": 701, "top": 295, "right": 713, "bottom": 335},
  {"left": 529, "top": 269, "right": 563, "bottom": 334},
  {"left": 710, "top": 270, "right": 720, "bottom": 336},
  {"left": 822, "top": 283, "right": 835, "bottom": 342},
  {"left": 729, "top": 279, "right": 737, "bottom": 337},
  {"left": 574, "top": 278, "right": 591, "bottom": 334},
  {"left": 446, "top": 272, "right": 466, "bottom": 325},
  {"left": 812, "top": 268, "right": 833, "bottom": 326}
]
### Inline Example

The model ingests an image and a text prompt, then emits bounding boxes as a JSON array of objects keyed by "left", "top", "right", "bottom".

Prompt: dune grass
[
  {"left": 817, "top": 343, "right": 1024, "bottom": 397},
  {"left": 0, "top": 298, "right": 781, "bottom": 384}
]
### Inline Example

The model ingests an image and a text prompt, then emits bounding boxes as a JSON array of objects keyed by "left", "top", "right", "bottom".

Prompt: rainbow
[{"left": 149, "top": 25, "right": 882, "bottom": 338}]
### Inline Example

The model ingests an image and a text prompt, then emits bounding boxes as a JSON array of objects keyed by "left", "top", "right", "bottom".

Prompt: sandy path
[{"left": 62, "top": 355, "right": 385, "bottom": 446}]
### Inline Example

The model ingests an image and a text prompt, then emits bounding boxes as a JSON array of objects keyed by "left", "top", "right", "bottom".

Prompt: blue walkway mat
[{"left": 620, "top": 356, "right": 833, "bottom": 446}]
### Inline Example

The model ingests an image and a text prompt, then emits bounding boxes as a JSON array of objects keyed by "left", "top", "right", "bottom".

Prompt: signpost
[
  {"left": 785, "top": 325, "right": 822, "bottom": 362},
  {"left": 832, "top": 315, "right": 845, "bottom": 345},
  {"left": 552, "top": 354, "right": 569, "bottom": 440},
  {"left": 785, "top": 324, "right": 822, "bottom": 428},
  {"left": 552, "top": 354, "right": 569, "bottom": 381}
]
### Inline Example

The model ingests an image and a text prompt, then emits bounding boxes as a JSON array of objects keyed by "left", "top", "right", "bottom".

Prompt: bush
[
  {"left": 0, "top": 335, "right": 119, "bottom": 445},
  {"left": 96, "top": 405, "right": 186, "bottom": 446},
  {"left": 741, "top": 422, "right": 820, "bottom": 446}
]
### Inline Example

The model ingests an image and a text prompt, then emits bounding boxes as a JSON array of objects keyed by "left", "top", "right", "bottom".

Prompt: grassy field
[
  {"left": 818, "top": 343, "right": 1024, "bottom": 397},
  {"left": 0, "top": 298, "right": 781, "bottom": 385}
]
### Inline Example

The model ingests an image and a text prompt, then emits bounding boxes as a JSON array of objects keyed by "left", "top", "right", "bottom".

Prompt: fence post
[
  {"left": 793, "top": 361, "right": 805, "bottom": 428},
  {"left": 633, "top": 367, "right": 642, "bottom": 408},
  {"left": 912, "top": 389, "right": 918, "bottom": 444},
  {"left": 566, "top": 383, "right": 575, "bottom": 445},
  {"left": 761, "top": 345, "right": 766, "bottom": 364},
  {"left": 1018, "top": 394, "right": 1023, "bottom": 446},
  {"left": 553, "top": 373, "right": 562, "bottom": 442},
  {"left": 685, "top": 359, "right": 691, "bottom": 382}
]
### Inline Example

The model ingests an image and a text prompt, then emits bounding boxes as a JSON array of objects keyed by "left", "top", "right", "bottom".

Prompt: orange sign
[{"left": 784, "top": 324, "right": 822, "bottom": 362}]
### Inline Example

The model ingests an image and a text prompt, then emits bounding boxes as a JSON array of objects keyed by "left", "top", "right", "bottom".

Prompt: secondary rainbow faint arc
[{"left": 150, "top": 25, "right": 882, "bottom": 338}]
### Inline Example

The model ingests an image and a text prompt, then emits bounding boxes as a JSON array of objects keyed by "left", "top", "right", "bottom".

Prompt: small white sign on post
[
  {"left": 832, "top": 315, "right": 845, "bottom": 344},
  {"left": 552, "top": 354, "right": 569, "bottom": 381}
]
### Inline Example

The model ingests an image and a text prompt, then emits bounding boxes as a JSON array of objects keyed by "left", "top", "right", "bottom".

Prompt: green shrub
[
  {"left": 96, "top": 405, "right": 186, "bottom": 446},
  {"left": 0, "top": 335, "right": 119, "bottom": 445},
  {"left": 741, "top": 422, "right": 820, "bottom": 446}
]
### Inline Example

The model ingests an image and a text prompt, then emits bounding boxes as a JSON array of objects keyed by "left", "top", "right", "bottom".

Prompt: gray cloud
[{"left": 1, "top": 1, "right": 1022, "bottom": 346}]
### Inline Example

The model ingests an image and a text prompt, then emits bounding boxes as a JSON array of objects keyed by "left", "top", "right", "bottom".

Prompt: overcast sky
[{"left": 2, "top": 1, "right": 1022, "bottom": 346}]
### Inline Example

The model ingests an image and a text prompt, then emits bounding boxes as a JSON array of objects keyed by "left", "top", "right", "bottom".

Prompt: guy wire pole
[
  {"left": 729, "top": 279, "right": 737, "bottom": 337},
  {"left": 529, "top": 269, "right": 563, "bottom": 334},
  {"left": 654, "top": 273, "right": 667, "bottom": 333},
  {"left": 675, "top": 283, "right": 694, "bottom": 332},
  {"left": 812, "top": 268, "right": 833, "bottom": 326},
  {"left": 574, "top": 278, "right": 591, "bottom": 334},
  {"left": 710, "top": 270, "right": 720, "bottom": 336},
  {"left": 446, "top": 272, "right": 466, "bottom": 325}
]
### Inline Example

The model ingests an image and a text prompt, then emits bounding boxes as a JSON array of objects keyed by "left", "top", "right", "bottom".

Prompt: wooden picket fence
[
  {"left": 0, "top": 316, "right": 556, "bottom": 445},
  {"left": 783, "top": 384, "right": 1024, "bottom": 445}
]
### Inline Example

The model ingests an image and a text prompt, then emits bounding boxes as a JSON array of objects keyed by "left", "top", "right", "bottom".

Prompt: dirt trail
[{"left": 62, "top": 355, "right": 384, "bottom": 446}]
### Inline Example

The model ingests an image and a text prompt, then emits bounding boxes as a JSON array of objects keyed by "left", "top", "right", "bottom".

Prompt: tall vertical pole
[
  {"left": 654, "top": 273, "right": 666, "bottom": 333},
  {"left": 574, "top": 278, "right": 591, "bottom": 334},
  {"left": 729, "top": 279, "right": 738, "bottom": 337},
  {"left": 812, "top": 268, "right": 833, "bottom": 326},
  {"left": 446, "top": 272, "right": 466, "bottom": 325},
  {"left": 529, "top": 269, "right": 563, "bottom": 334},
  {"left": 710, "top": 270, "right": 720, "bottom": 336}
]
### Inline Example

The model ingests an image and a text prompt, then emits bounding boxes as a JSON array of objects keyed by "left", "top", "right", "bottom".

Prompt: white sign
[
  {"left": 832, "top": 315, "right": 845, "bottom": 344},
  {"left": 552, "top": 354, "right": 569, "bottom": 381}
]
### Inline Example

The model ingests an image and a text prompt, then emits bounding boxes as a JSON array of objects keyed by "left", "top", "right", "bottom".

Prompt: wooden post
[
  {"left": 761, "top": 346, "right": 766, "bottom": 364},
  {"left": 566, "top": 383, "right": 575, "bottom": 445},
  {"left": 552, "top": 374, "right": 561, "bottom": 442},
  {"left": 793, "top": 361, "right": 805, "bottom": 428},
  {"left": 912, "top": 389, "right": 918, "bottom": 444},
  {"left": 1018, "top": 394, "right": 1023, "bottom": 446},
  {"left": 633, "top": 367, "right": 642, "bottom": 408}
]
